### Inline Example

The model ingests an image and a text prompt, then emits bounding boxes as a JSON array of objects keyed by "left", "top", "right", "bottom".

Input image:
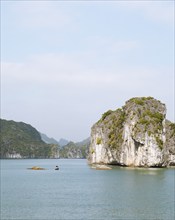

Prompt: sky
[{"left": 1, "top": 0, "right": 174, "bottom": 142}]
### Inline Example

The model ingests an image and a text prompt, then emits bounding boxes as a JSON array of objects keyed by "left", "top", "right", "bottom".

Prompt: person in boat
[{"left": 55, "top": 166, "right": 59, "bottom": 170}]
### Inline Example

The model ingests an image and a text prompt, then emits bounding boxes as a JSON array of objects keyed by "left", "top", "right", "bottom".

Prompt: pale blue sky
[{"left": 1, "top": 0, "right": 174, "bottom": 142}]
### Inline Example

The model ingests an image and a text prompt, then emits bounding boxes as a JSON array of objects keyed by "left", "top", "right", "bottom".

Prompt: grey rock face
[
  {"left": 88, "top": 97, "right": 175, "bottom": 167},
  {"left": 163, "top": 120, "right": 175, "bottom": 166}
]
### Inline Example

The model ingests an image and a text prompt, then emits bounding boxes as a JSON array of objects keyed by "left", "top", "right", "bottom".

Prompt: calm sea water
[{"left": 1, "top": 159, "right": 174, "bottom": 220}]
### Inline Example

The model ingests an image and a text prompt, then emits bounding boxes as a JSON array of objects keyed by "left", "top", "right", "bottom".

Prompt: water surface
[{"left": 1, "top": 159, "right": 174, "bottom": 220}]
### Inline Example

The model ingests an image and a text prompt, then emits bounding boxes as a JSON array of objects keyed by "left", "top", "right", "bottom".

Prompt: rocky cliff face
[
  {"left": 88, "top": 97, "right": 175, "bottom": 167},
  {"left": 163, "top": 120, "right": 175, "bottom": 166}
]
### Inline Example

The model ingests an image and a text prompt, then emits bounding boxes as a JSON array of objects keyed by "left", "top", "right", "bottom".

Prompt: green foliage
[
  {"left": 90, "top": 148, "right": 95, "bottom": 154},
  {"left": 168, "top": 122, "right": 175, "bottom": 139},
  {"left": 106, "top": 110, "right": 125, "bottom": 149},
  {"left": 0, "top": 119, "right": 58, "bottom": 158},
  {"left": 139, "top": 118, "right": 149, "bottom": 125},
  {"left": 102, "top": 110, "right": 113, "bottom": 121},
  {"left": 96, "top": 137, "right": 102, "bottom": 145},
  {"left": 144, "top": 111, "right": 164, "bottom": 122},
  {"left": 129, "top": 97, "right": 154, "bottom": 106},
  {"left": 169, "top": 123, "right": 175, "bottom": 132},
  {"left": 156, "top": 137, "right": 163, "bottom": 150},
  {"left": 0, "top": 118, "right": 91, "bottom": 159},
  {"left": 134, "top": 99, "right": 144, "bottom": 105},
  {"left": 108, "top": 139, "right": 116, "bottom": 148},
  {"left": 130, "top": 97, "right": 154, "bottom": 101},
  {"left": 129, "top": 98, "right": 144, "bottom": 105},
  {"left": 108, "top": 133, "right": 115, "bottom": 139},
  {"left": 148, "top": 131, "right": 152, "bottom": 136},
  {"left": 59, "top": 140, "right": 89, "bottom": 158},
  {"left": 141, "top": 111, "right": 164, "bottom": 131}
]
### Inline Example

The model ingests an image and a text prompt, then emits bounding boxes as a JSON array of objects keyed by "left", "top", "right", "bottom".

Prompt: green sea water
[{"left": 1, "top": 159, "right": 174, "bottom": 220}]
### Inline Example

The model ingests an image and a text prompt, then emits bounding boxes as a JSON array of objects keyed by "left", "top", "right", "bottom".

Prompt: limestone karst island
[
  {"left": 88, "top": 97, "right": 175, "bottom": 167},
  {"left": 1, "top": 97, "right": 175, "bottom": 168}
]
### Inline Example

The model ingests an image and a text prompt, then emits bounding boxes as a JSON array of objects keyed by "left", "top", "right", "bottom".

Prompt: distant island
[
  {"left": 88, "top": 97, "right": 175, "bottom": 167},
  {"left": 0, "top": 119, "right": 89, "bottom": 159},
  {"left": 0, "top": 119, "right": 58, "bottom": 159}
]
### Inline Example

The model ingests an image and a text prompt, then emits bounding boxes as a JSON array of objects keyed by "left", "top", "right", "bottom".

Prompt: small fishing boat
[{"left": 55, "top": 166, "right": 59, "bottom": 170}]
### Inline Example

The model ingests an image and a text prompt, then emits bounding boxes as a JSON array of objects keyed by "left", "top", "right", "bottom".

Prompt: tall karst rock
[{"left": 88, "top": 97, "right": 175, "bottom": 167}]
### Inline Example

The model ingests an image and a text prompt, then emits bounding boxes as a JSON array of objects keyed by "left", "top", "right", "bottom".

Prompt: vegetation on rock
[
  {"left": 0, "top": 119, "right": 58, "bottom": 158},
  {"left": 59, "top": 140, "right": 89, "bottom": 159},
  {"left": 96, "top": 137, "right": 102, "bottom": 145},
  {"left": 0, "top": 119, "right": 90, "bottom": 159},
  {"left": 88, "top": 97, "right": 175, "bottom": 167}
]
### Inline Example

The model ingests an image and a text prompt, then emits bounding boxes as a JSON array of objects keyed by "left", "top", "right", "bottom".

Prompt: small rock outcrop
[
  {"left": 88, "top": 97, "right": 175, "bottom": 167},
  {"left": 27, "top": 166, "right": 46, "bottom": 170}
]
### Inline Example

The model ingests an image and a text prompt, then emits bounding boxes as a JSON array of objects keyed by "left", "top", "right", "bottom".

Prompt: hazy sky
[{"left": 1, "top": 1, "right": 174, "bottom": 142}]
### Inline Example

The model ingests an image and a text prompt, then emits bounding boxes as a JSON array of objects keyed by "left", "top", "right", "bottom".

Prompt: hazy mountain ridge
[
  {"left": 58, "top": 138, "right": 69, "bottom": 147},
  {"left": 0, "top": 119, "right": 59, "bottom": 159},
  {"left": 40, "top": 133, "right": 60, "bottom": 145},
  {"left": 41, "top": 135, "right": 90, "bottom": 159},
  {"left": 40, "top": 133, "right": 90, "bottom": 158},
  {"left": 0, "top": 119, "right": 89, "bottom": 159},
  {"left": 59, "top": 138, "right": 90, "bottom": 159}
]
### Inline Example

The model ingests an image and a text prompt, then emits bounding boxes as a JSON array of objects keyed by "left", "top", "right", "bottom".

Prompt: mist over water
[{"left": 1, "top": 159, "right": 174, "bottom": 220}]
